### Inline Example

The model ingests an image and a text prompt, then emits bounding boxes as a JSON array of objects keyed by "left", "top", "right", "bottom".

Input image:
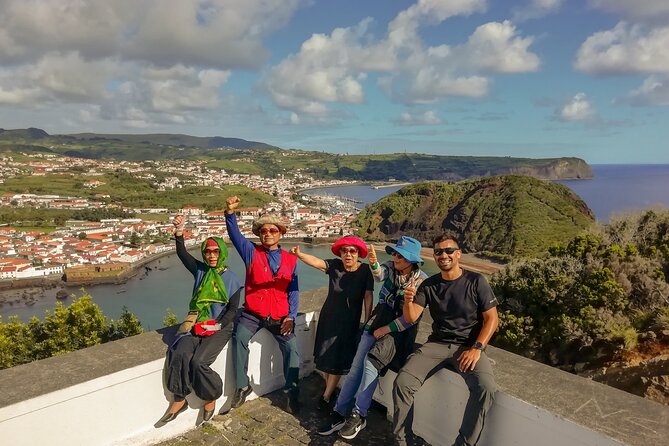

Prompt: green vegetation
[
  {"left": 163, "top": 308, "right": 179, "bottom": 327},
  {"left": 353, "top": 176, "right": 594, "bottom": 257},
  {"left": 0, "top": 128, "right": 592, "bottom": 181},
  {"left": 0, "top": 171, "right": 273, "bottom": 212},
  {"left": 0, "top": 295, "right": 143, "bottom": 370},
  {"left": 492, "top": 209, "right": 669, "bottom": 367}
]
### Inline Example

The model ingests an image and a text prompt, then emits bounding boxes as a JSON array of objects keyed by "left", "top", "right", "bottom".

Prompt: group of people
[{"left": 160, "top": 196, "right": 499, "bottom": 446}]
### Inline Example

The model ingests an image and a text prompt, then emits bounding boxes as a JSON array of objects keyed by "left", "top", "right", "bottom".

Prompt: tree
[
  {"left": 0, "top": 294, "right": 144, "bottom": 370},
  {"left": 108, "top": 306, "right": 143, "bottom": 340},
  {"left": 163, "top": 308, "right": 179, "bottom": 327}
]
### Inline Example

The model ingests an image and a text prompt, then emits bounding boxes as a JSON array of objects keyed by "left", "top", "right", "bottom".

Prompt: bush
[
  {"left": 492, "top": 209, "right": 669, "bottom": 366},
  {"left": 0, "top": 295, "right": 143, "bottom": 369}
]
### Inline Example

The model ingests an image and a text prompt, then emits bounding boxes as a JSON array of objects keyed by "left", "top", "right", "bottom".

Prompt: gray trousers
[{"left": 392, "top": 342, "right": 496, "bottom": 446}]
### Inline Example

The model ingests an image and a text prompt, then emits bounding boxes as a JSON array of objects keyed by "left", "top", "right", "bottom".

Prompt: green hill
[
  {"left": 353, "top": 176, "right": 595, "bottom": 257},
  {"left": 0, "top": 128, "right": 592, "bottom": 180}
]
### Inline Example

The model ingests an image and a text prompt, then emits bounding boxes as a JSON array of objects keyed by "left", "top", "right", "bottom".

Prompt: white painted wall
[
  {"left": 373, "top": 369, "right": 624, "bottom": 446},
  {"left": 0, "top": 310, "right": 647, "bottom": 446},
  {"left": 0, "top": 312, "right": 317, "bottom": 446}
]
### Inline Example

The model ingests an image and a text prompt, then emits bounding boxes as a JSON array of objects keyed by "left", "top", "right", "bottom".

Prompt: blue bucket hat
[{"left": 385, "top": 236, "right": 423, "bottom": 264}]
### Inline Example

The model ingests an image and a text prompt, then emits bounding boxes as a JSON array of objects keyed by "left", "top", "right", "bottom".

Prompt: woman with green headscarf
[{"left": 160, "top": 215, "right": 243, "bottom": 424}]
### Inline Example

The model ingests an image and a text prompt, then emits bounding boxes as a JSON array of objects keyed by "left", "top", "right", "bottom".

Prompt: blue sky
[{"left": 0, "top": 0, "right": 668, "bottom": 163}]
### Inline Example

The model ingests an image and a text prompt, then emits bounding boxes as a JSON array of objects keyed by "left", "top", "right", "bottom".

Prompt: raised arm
[
  {"left": 224, "top": 196, "right": 255, "bottom": 266},
  {"left": 173, "top": 214, "right": 198, "bottom": 276},
  {"left": 403, "top": 277, "right": 425, "bottom": 324},
  {"left": 289, "top": 245, "right": 327, "bottom": 272},
  {"left": 368, "top": 243, "right": 388, "bottom": 282}
]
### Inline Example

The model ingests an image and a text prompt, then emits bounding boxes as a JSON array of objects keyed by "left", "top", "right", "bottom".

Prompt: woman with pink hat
[{"left": 290, "top": 235, "right": 374, "bottom": 410}]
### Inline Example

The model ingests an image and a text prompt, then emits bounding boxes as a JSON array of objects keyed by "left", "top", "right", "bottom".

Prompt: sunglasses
[
  {"left": 340, "top": 247, "right": 359, "bottom": 255},
  {"left": 391, "top": 251, "right": 405, "bottom": 260},
  {"left": 260, "top": 227, "right": 280, "bottom": 235},
  {"left": 434, "top": 247, "right": 459, "bottom": 256},
  {"left": 204, "top": 249, "right": 220, "bottom": 256}
]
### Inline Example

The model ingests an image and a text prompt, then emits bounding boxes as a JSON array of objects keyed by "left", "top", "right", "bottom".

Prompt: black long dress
[{"left": 314, "top": 259, "right": 374, "bottom": 374}]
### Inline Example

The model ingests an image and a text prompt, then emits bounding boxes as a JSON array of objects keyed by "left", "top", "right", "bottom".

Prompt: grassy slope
[
  {"left": 0, "top": 172, "right": 273, "bottom": 211},
  {"left": 353, "top": 176, "right": 594, "bottom": 257}
]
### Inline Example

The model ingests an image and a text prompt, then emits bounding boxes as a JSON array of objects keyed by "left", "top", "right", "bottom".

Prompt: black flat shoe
[
  {"left": 203, "top": 405, "right": 215, "bottom": 422},
  {"left": 159, "top": 401, "right": 188, "bottom": 423}
]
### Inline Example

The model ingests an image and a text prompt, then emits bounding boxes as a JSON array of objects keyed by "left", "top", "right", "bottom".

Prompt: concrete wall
[
  {"left": 0, "top": 312, "right": 317, "bottom": 446},
  {"left": 1, "top": 307, "right": 668, "bottom": 446}
]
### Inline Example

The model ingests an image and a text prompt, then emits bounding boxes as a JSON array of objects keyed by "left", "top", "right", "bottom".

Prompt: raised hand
[
  {"left": 172, "top": 214, "right": 186, "bottom": 229},
  {"left": 226, "top": 196, "right": 241, "bottom": 213},
  {"left": 368, "top": 244, "right": 377, "bottom": 264},
  {"left": 173, "top": 214, "right": 185, "bottom": 233},
  {"left": 404, "top": 276, "right": 416, "bottom": 304},
  {"left": 290, "top": 246, "right": 301, "bottom": 257}
]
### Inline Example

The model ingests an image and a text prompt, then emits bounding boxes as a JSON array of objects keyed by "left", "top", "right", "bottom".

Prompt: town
[{"left": 0, "top": 151, "right": 361, "bottom": 282}]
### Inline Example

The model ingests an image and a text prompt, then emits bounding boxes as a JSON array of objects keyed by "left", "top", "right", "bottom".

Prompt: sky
[{"left": 0, "top": 0, "right": 668, "bottom": 164}]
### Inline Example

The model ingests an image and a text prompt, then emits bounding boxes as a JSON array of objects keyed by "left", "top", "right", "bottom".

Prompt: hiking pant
[
  {"left": 165, "top": 324, "right": 233, "bottom": 402},
  {"left": 233, "top": 310, "right": 300, "bottom": 393},
  {"left": 393, "top": 341, "right": 496, "bottom": 446}
]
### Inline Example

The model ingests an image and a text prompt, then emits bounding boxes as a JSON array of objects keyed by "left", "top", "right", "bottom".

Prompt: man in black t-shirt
[{"left": 392, "top": 234, "right": 499, "bottom": 446}]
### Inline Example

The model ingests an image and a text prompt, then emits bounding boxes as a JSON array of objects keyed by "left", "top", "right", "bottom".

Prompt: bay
[
  {"left": 306, "top": 164, "right": 669, "bottom": 222},
  {"left": 1, "top": 243, "right": 439, "bottom": 330}
]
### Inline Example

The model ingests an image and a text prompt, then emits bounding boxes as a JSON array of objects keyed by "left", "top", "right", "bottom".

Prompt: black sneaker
[
  {"left": 339, "top": 409, "right": 366, "bottom": 440},
  {"left": 317, "top": 396, "right": 331, "bottom": 411},
  {"left": 286, "top": 390, "right": 301, "bottom": 414},
  {"left": 231, "top": 385, "right": 252, "bottom": 409},
  {"left": 317, "top": 411, "right": 346, "bottom": 436}
]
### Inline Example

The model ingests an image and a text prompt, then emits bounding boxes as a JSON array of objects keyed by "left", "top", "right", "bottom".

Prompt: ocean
[{"left": 306, "top": 164, "right": 669, "bottom": 222}]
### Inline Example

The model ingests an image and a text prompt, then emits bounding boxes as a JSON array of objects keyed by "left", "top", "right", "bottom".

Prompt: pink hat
[
  {"left": 331, "top": 236, "right": 368, "bottom": 259},
  {"left": 205, "top": 238, "right": 219, "bottom": 249}
]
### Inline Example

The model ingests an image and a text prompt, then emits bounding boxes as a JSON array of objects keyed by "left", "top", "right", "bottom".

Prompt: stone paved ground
[{"left": 152, "top": 372, "right": 398, "bottom": 446}]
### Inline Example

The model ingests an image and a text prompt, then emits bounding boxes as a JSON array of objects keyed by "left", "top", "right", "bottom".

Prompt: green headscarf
[{"left": 189, "top": 237, "right": 229, "bottom": 322}]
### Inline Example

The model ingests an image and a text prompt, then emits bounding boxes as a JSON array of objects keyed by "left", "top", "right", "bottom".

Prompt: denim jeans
[
  {"left": 233, "top": 310, "right": 300, "bottom": 392},
  {"left": 334, "top": 331, "right": 380, "bottom": 417}
]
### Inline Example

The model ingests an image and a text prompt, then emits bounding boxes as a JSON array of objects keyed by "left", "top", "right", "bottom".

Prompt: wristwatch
[{"left": 472, "top": 341, "right": 485, "bottom": 350}]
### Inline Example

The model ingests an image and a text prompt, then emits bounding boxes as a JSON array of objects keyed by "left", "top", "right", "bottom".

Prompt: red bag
[{"left": 193, "top": 320, "right": 221, "bottom": 336}]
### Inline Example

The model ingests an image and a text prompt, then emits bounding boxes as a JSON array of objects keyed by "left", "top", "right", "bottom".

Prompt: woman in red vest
[{"left": 224, "top": 196, "right": 301, "bottom": 414}]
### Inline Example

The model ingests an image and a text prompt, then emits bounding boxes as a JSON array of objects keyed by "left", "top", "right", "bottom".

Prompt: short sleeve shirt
[{"left": 414, "top": 270, "right": 498, "bottom": 344}]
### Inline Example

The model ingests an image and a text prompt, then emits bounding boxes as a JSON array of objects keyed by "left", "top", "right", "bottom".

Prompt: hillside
[
  {"left": 0, "top": 128, "right": 592, "bottom": 181},
  {"left": 353, "top": 176, "right": 595, "bottom": 257}
]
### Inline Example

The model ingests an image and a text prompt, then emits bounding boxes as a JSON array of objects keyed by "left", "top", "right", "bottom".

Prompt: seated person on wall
[
  {"left": 289, "top": 236, "right": 374, "bottom": 410},
  {"left": 224, "top": 196, "right": 301, "bottom": 414},
  {"left": 160, "top": 214, "right": 243, "bottom": 423},
  {"left": 392, "top": 234, "right": 499, "bottom": 446},
  {"left": 318, "top": 236, "right": 428, "bottom": 440}
]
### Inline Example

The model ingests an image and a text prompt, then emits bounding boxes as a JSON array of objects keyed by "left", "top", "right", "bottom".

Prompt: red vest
[{"left": 244, "top": 246, "right": 297, "bottom": 319}]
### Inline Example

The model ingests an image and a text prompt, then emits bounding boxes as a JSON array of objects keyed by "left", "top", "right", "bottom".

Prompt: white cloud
[
  {"left": 513, "top": 0, "right": 563, "bottom": 22},
  {"left": 575, "top": 22, "right": 669, "bottom": 75},
  {"left": 266, "top": 0, "right": 540, "bottom": 120},
  {"left": 0, "top": 0, "right": 306, "bottom": 69},
  {"left": 0, "top": 52, "right": 118, "bottom": 106},
  {"left": 556, "top": 93, "right": 596, "bottom": 121},
  {"left": 588, "top": 0, "right": 669, "bottom": 22},
  {"left": 455, "top": 21, "right": 540, "bottom": 73},
  {"left": 0, "top": 0, "right": 305, "bottom": 127},
  {"left": 397, "top": 110, "right": 442, "bottom": 125},
  {"left": 618, "top": 75, "right": 669, "bottom": 105}
]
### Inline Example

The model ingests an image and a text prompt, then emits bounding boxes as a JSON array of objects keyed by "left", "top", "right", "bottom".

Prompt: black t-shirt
[{"left": 414, "top": 270, "right": 498, "bottom": 345}]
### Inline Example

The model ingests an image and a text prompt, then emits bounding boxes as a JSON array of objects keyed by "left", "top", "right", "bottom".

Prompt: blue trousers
[
  {"left": 334, "top": 331, "right": 379, "bottom": 417},
  {"left": 233, "top": 310, "right": 300, "bottom": 392}
]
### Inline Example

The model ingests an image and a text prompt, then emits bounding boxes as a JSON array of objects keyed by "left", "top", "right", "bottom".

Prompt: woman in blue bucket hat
[{"left": 318, "top": 236, "right": 428, "bottom": 440}]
